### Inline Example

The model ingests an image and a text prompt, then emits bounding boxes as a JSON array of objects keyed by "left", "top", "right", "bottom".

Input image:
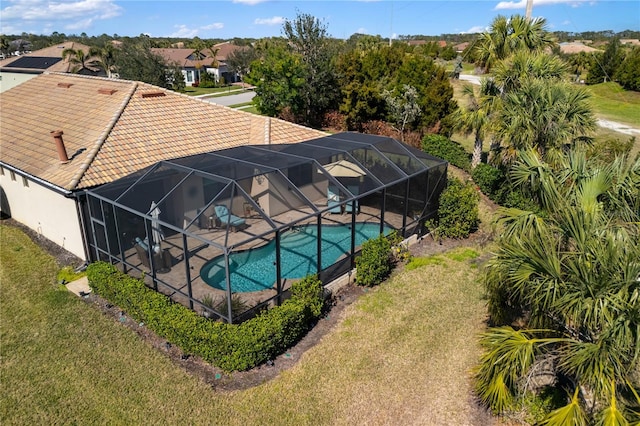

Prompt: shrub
[
  {"left": 355, "top": 234, "right": 393, "bottom": 287},
  {"left": 421, "top": 134, "right": 471, "bottom": 171},
  {"left": 472, "top": 163, "right": 504, "bottom": 198},
  {"left": 426, "top": 177, "right": 479, "bottom": 239},
  {"left": 86, "top": 262, "right": 324, "bottom": 372}
]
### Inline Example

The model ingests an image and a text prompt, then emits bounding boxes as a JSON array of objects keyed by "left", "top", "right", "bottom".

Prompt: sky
[{"left": 1, "top": 0, "right": 638, "bottom": 39}]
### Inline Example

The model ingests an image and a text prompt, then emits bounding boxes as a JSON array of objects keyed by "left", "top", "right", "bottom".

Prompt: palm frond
[{"left": 540, "top": 386, "right": 588, "bottom": 426}]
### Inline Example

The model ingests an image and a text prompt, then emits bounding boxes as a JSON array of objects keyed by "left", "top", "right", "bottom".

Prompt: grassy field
[
  {"left": 586, "top": 82, "right": 640, "bottom": 126},
  {"left": 0, "top": 224, "right": 491, "bottom": 425}
]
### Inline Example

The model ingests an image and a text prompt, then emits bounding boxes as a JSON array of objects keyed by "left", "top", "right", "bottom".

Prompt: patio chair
[
  {"left": 214, "top": 205, "right": 246, "bottom": 232},
  {"left": 327, "top": 185, "right": 342, "bottom": 214},
  {"left": 345, "top": 185, "right": 359, "bottom": 214}
]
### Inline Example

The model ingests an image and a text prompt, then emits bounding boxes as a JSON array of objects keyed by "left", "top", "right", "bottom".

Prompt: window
[{"left": 186, "top": 70, "right": 193, "bottom": 83}]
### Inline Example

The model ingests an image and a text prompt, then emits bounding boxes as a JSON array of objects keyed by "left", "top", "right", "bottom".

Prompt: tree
[
  {"left": 493, "top": 78, "right": 596, "bottom": 165},
  {"left": 245, "top": 41, "right": 306, "bottom": 117},
  {"left": 477, "top": 148, "right": 640, "bottom": 423},
  {"left": 282, "top": 12, "right": 340, "bottom": 126},
  {"left": 225, "top": 46, "right": 258, "bottom": 88},
  {"left": 586, "top": 37, "right": 625, "bottom": 85},
  {"left": 89, "top": 44, "right": 117, "bottom": 78},
  {"left": 475, "top": 15, "right": 556, "bottom": 73},
  {"left": 113, "top": 37, "right": 169, "bottom": 87},
  {"left": 616, "top": 46, "right": 640, "bottom": 91},
  {"left": 383, "top": 84, "right": 421, "bottom": 142},
  {"left": 168, "top": 62, "right": 186, "bottom": 92},
  {"left": 62, "top": 48, "right": 95, "bottom": 73},
  {"left": 452, "top": 78, "right": 501, "bottom": 168},
  {"left": 0, "top": 35, "right": 10, "bottom": 57}
]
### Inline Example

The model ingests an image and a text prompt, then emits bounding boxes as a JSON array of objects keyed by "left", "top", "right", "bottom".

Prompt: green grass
[
  {"left": 0, "top": 224, "right": 488, "bottom": 424},
  {"left": 181, "top": 85, "right": 240, "bottom": 96},
  {"left": 228, "top": 101, "right": 254, "bottom": 109},
  {"left": 586, "top": 82, "right": 640, "bottom": 126}
]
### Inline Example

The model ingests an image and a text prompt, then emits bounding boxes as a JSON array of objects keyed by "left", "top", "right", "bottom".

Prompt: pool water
[{"left": 200, "top": 222, "right": 392, "bottom": 292}]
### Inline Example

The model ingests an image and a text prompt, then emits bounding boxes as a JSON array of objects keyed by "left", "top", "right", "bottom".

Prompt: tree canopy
[{"left": 478, "top": 148, "right": 640, "bottom": 423}]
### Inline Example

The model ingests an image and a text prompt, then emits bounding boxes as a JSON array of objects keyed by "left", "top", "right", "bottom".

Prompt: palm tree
[
  {"left": 207, "top": 44, "right": 220, "bottom": 68},
  {"left": 89, "top": 44, "right": 117, "bottom": 78},
  {"left": 492, "top": 77, "right": 596, "bottom": 165},
  {"left": 475, "top": 14, "right": 556, "bottom": 73},
  {"left": 452, "top": 78, "right": 501, "bottom": 168},
  {"left": 62, "top": 48, "right": 95, "bottom": 73},
  {"left": 492, "top": 50, "right": 569, "bottom": 93},
  {"left": 477, "top": 148, "right": 640, "bottom": 423}
]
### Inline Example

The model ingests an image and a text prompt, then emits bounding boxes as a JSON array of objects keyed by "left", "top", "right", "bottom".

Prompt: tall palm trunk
[{"left": 472, "top": 131, "right": 483, "bottom": 168}]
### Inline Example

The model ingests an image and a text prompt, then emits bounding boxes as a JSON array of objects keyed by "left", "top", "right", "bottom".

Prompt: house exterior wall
[
  {"left": 0, "top": 171, "right": 86, "bottom": 260},
  {"left": 0, "top": 72, "right": 37, "bottom": 93}
]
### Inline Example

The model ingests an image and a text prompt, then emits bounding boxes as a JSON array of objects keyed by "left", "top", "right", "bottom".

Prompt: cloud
[
  {"left": 495, "top": 0, "right": 588, "bottom": 10},
  {"left": 168, "top": 24, "right": 199, "bottom": 38},
  {"left": 461, "top": 25, "right": 486, "bottom": 34},
  {"left": 562, "top": 19, "right": 571, "bottom": 25},
  {"left": 233, "top": 0, "right": 267, "bottom": 5},
  {"left": 356, "top": 27, "right": 368, "bottom": 34},
  {"left": 201, "top": 23, "right": 224, "bottom": 30},
  {"left": 1, "top": 0, "right": 121, "bottom": 20},
  {"left": 0, "top": 0, "right": 121, "bottom": 34},
  {"left": 254, "top": 16, "right": 285, "bottom": 25}
]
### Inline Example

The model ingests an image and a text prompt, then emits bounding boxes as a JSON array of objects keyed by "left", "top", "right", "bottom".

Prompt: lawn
[
  {"left": 0, "top": 224, "right": 491, "bottom": 425},
  {"left": 586, "top": 82, "right": 640, "bottom": 126},
  {"left": 181, "top": 85, "right": 243, "bottom": 96}
]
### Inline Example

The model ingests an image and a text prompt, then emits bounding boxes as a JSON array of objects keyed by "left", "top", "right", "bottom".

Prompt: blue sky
[{"left": 1, "top": 0, "right": 638, "bottom": 39}]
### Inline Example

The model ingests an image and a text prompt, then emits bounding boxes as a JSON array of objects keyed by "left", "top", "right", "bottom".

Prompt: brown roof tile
[{"left": 0, "top": 73, "right": 326, "bottom": 191}]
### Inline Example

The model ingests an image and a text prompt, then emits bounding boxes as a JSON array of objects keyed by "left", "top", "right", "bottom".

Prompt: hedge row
[
  {"left": 86, "top": 262, "right": 324, "bottom": 372},
  {"left": 421, "top": 134, "right": 471, "bottom": 172}
]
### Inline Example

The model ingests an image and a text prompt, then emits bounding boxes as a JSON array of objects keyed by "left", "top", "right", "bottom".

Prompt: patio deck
[{"left": 123, "top": 204, "right": 406, "bottom": 318}]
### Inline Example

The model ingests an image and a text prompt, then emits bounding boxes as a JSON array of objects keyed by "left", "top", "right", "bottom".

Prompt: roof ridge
[{"left": 67, "top": 80, "right": 139, "bottom": 190}]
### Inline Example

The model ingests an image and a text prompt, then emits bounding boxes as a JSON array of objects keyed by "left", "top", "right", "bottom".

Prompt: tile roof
[
  {"left": 152, "top": 43, "right": 244, "bottom": 68},
  {"left": 0, "top": 73, "right": 326, "bottom": 192},
  {"left": 0, "top": 42, "right": 93, "bottom": 73}
]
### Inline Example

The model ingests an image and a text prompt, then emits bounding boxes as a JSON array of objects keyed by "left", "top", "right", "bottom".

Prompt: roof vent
[
  {"left": 50, "top": 130, "right": 69, "bottom": 164},
  {"left": 57, "top": 82, "right": 73, "bottom": 88},
  {"left": 98, "top": 88, "right": 117, "bottom": 95},
  {"left": 140, "top": 90, "right": 166, "bottom": 98}
]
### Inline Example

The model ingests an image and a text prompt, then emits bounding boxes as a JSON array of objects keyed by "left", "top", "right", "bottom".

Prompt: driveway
[
  {"left": 201, "top": 90, "right": 256, "bottom": 107},
  {"left": 458, "top": 74, "right": 640, "bottom": 136}
]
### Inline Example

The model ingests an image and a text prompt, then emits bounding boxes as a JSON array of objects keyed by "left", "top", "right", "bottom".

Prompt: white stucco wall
[
  {"left": 0, "top": 72, "right": 37, "bottom": 93},
  {"left": 0, "top": 170, "right": 86, "bottom": 260}
]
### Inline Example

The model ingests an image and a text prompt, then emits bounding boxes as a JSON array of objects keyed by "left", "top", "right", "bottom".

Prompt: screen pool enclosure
[{"left": 84, "top": 132, "right": 447, "bottom": 323}]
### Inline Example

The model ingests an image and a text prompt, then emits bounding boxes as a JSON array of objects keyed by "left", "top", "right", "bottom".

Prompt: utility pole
[
  {"left": 389, "top": 1, "right": 394, "bottom": 46},
  {"left": 525, "top": 0, "right": 533, "bottom": 20}
]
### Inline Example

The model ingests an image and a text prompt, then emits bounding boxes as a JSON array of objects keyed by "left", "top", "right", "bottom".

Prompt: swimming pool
[{"left": 200, "top": 222, "right": 392, "bottom": 292}]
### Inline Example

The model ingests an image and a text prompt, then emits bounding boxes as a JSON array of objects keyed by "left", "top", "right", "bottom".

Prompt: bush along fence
[
  {"left": 355, "top": 231, "right": 409, "bottom": 287},
  {"left": 86, "top": 262, "right": 324, "bottom": 372}
]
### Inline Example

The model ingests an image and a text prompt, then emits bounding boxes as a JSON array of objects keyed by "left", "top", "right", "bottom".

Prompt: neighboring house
[
  {"left": 453, "top": 42, "right": 470, "bottom": 53},
  {"left": 0, "top": 72, "right": 326, "bottom": 260},
  {"left": 559, "top": 42, "right": 602, "bottom": 54},
  {"left": 620, "top": 39, "right": 640, "bottom": 46},
  {"left": 0, "top": 42, "right": 99, "bottom": 92},
  {"left": 152, "top": 42, "right": 245, "bottom": 86}
]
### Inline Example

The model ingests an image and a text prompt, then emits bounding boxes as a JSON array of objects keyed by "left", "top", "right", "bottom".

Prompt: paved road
[
  {"left": 458, "top": 74, "right": 640, "bottom": 136},
  {"left": 202, "top": 90, "right": 256, "bottom": 107}
]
